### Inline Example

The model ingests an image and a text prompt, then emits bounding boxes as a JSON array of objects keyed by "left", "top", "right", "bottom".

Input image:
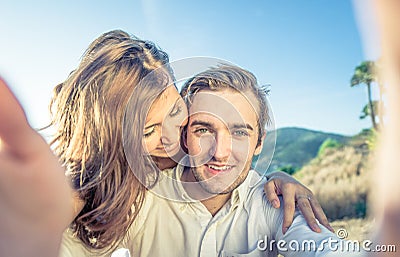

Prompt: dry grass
[
  {"left": 281, "top": 139, "right": 377, "bottom": 254},
  {"left": 294, "top": 144, "right": 373, "bottom": 220},
  {"left": 330, "top": 217, "right": 375, "bottom": 241}
]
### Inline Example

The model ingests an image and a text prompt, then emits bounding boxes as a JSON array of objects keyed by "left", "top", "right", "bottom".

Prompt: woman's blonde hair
[{"left": 49, "top": 30, "right": 172, "bottom": 252}]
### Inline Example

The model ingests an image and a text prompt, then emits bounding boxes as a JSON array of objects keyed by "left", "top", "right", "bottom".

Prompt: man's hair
[{"left": 180, "top": 64, "right": 270, "bottom": 144}]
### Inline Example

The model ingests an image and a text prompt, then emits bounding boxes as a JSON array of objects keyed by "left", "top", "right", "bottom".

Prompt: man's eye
[
  {"left": 194, "top": 128, "right": 209, "bottom": 134},
  {"left": 233, "top": 130, "right": 249, "bottom": 137}
]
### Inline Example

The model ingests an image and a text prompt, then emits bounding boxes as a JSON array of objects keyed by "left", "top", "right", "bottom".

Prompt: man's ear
[{"left": 254, "top": 132, "right": 266, "bottom": 156}]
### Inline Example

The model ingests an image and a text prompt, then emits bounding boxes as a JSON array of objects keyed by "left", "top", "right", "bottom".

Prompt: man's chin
[{"left": 198, "top": 181, "right": 236, "bottom": 195}]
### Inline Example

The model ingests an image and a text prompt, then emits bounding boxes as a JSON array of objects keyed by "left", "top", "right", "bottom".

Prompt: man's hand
[
  {"left": 0, "top": 77, "right": 74, "bottom": 257},
  {"left": 264, "top": 171, "right": 334, "bottom": 234}
]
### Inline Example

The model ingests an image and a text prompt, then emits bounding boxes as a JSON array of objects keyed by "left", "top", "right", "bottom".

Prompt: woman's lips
[{"left": 157, "top": 142, "right": 180, "bottom": 153}]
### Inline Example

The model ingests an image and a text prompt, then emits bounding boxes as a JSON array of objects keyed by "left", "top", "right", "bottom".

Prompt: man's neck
[
  {"left": 200, "top": 192, "right": 232, "bottom": 216},
  {"left": 181, "top": 167, "right": 232, "bottom": 216}
]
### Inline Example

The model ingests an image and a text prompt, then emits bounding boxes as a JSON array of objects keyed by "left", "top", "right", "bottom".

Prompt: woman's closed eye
[
  {"left": 144, "top": 125, "right": 158, "bottom": 138},
  {"left": 169, "top": 104, "right": 182, "bottom": 117},
  {"left": 144, "top": 129, "right": 154, "bottom": 138}
]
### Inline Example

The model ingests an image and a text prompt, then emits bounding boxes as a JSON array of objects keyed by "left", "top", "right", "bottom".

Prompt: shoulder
[
  {"left": 242, "top": 170, "right": 275, "bottom": 211},
  {"left": 242, "top": 171, "right": 284, "bottom": 233},
  {"left": 59, "top": 229, "right": 105, "bottom": 257}
]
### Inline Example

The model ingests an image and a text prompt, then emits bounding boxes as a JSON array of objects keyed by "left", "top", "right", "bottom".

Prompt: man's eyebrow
[
  {"left": 230, "top": 123, "right": 254, "bottom": 131},
  {"left": 190, "top": 120, "right": 254, "bottom": 131},
  {"left": 189, "top": 120, "right": 213, "bottom": 128}
]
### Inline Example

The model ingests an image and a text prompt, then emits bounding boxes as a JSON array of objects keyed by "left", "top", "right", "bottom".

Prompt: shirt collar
[{"left": 229, "top": 170, "right": 264, "bottom": 210}]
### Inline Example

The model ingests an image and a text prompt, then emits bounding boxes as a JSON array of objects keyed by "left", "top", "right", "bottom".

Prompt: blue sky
[{"left": 0, "top": 0, "right": 379, "bottom": 135}]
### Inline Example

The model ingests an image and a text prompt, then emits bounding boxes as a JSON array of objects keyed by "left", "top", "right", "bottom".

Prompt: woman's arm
[
  {"left": 0, "top": 78, "right": 74, "bottom": 257},
  {"left": 263, "top": 171, "right": 333, "bottom": 234}
]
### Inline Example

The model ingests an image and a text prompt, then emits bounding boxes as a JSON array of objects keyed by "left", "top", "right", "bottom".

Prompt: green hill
[{"left": 252, "top": 127, "right": 350, "bottom": 174}]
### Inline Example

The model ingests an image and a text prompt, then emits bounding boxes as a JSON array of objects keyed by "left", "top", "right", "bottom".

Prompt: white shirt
[
  {"left": 59, "top": 165, "right": 365, "bottom": 257},
  {"left": 116, "top": 165, "right": 364, "bottom": 257}
]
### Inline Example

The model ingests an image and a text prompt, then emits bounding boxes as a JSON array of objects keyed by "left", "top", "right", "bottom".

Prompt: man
[
  {"left": 0, "top": 79, "right": 73, "bottom": 257},
  {"left": 116, "top": 64, "right": 363, "bottom": 256}
]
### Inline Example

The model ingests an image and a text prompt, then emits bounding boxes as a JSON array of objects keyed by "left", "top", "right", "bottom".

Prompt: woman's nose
[{"left": 161, "top": 123, "right": 180, "bottom": 145}]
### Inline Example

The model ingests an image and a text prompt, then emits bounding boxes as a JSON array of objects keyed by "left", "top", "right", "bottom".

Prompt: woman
[{"left": 0, "top": 30, "right": 331, "bottom": 257}]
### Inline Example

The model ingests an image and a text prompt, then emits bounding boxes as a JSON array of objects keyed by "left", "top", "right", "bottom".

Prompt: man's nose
[{"left": 210, "top": 133, "right": 232, "bottom": 161}]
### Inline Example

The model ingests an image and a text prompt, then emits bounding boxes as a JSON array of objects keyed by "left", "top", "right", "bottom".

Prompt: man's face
[{"left": 185, "top": 88, "right": 264, "bottom": 195}]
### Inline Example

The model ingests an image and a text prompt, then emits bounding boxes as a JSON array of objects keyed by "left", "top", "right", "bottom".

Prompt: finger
[
  {"left": 281, "top": 186, "right": 296, "bottom": 234},
  {"left": 0, "top": 77, "right": 37, "bottom": 158},
  {"left": 296, "top": 198, "right": 321, "bottom": 233},
  {"left": 263, "top": 180, "right": 281, "bottom": 208},
  {"left": 309, "top": 198, "right": 335, "bottom": 232}
]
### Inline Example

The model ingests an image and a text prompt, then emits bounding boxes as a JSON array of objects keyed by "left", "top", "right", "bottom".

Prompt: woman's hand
[
  {"left": 264, "top": 171, "right": 334, "bottom": 234},
  {"left": 0, "top": 78, "right": 74, "bottom": 257}
]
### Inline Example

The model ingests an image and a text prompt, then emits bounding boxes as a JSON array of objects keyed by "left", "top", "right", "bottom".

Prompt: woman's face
[{"left": 143, "top": 85, "right": 188, "bottom": 158}]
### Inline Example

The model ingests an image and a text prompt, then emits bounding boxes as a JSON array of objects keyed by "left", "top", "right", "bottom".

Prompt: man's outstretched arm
[{"left": 0, "top": 77, "right": 74, "bottom": 257}]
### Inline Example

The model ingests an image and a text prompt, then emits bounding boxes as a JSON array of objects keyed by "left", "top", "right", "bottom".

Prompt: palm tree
[
  {"left": 375, "top": 59, "right": 385, "bottom": 126},
  {"left": 359, "top": 101, "right": 378, "bottom": 120},
  {"left": 351, "top": 61, "right": 378, "bottom": 130}
]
